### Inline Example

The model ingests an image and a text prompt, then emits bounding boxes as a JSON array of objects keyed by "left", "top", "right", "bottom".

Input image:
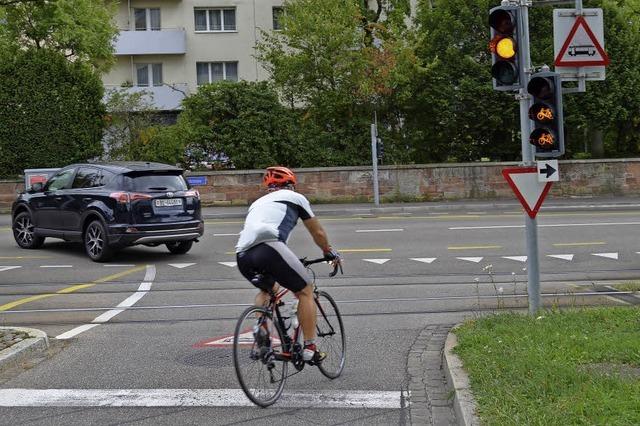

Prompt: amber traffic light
[
  {"left": 527, "top": 71, "right": 565, "bottom": 158},
  {"left": 489, "top": 6, "right": 522, "bottom": 90}
]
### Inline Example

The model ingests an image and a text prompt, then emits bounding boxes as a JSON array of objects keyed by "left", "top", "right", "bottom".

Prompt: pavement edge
[
  {"left": 0, "top": 327, "right": 49, "bottom": 372},
  {"left": 443, "top": 328, "right": 480, "bottom": 426}
]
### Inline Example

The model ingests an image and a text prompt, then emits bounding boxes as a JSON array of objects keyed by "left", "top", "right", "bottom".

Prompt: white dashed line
[
  {"left": 39, "top": 265, "right": 73, "bottom": 268},
  {"left": 355, "top": 229, "right": 404, "bottom": 233}
]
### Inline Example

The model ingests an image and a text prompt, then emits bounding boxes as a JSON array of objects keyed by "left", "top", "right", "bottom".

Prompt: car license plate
[{"left": 154, "top": 198, "right": 183, "bottom": 207}]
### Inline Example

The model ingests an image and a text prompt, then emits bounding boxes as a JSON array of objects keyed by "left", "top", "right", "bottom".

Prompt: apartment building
[{"left": 103, "top": 0, "right": 284, "bottom": 111}]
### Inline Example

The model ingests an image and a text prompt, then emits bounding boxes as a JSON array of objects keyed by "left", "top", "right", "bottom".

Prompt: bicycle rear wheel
[
  {"left": 314, "top": 291, "right": 346, "bottom": 379},
  {"left": 233, "top": 306, "right": 288, "bottom": 407}
]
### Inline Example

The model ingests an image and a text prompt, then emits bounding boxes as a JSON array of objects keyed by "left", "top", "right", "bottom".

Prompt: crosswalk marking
[
  {"left": 457, "top": 257, "right": 483, "bottom": 263},
  {"left": 0, "top": 389, "right": 406, "bottom": 409}
]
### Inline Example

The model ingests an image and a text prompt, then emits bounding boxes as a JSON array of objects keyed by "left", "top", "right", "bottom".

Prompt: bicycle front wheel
[
  {"left": 315, "top": 291, "right": 346, "bottom": 379},
  {"left": 232, "top": 306, "right": 288, "bottom": 407}
]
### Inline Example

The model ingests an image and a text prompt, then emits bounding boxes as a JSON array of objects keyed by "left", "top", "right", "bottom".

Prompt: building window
[
  {"left": 136, "top": 63, "right": 163, "bottom": 87},
  {"left": 196, "top": 62, "right": 238, "bottom": 85},
  {"left": 194, "top": 8, "right": 236, "bottom": 32},
  {"left": 273, "top": 7, "right": 284, "bottom": 30},
  {"left": 134, "top": 8, "right": 161, "bottom": 31}
]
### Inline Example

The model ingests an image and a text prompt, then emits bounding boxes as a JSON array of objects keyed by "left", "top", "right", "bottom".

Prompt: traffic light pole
[{"left": 516, "top": 0, "right": 542, "bottom": 315}]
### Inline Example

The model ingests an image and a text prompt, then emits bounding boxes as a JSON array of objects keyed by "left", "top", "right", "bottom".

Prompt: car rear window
[{"left": 125, "top": 173, "right": 188, "bottom": 192}]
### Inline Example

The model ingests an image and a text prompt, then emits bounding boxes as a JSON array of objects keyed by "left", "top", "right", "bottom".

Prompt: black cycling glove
[{"left": 323, "top": 247, "right": 341, "bottom": 261}]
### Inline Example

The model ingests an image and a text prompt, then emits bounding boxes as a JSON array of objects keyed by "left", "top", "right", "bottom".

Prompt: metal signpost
[
  {"left": 371, "top": 115, "right": 380, "bottom": 206},
  {"left": 490, "top": 0, "right": 608, "bottom": 314}
]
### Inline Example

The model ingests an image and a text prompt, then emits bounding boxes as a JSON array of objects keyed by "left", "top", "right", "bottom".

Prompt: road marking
[
  {"left": 40, "top": 265, "right": 73, "bottom": 268},
  {"left": 0, "top": 266, "right": 146, "bottom": 312},
  {"left": 363, "top": 259, "right": 390, "bottom": 265},
  {"left": 56, "top": 265, "right": 156, "bottom": 339},
  {"left": 553, "top": 242, "right": 606, "bottom": 247},
  {"left": 0, "top": 389, "right": 406, "bottom": 409},
  {"left": 355, "top": 229, "right": 404, "bottom": 233},
  {"left": 168, "top": 263, "right": 196, "bottom": 269},
  {"left": 0, "top": 256, "right": 52, "bottom": 259},
  {"left": 340, "top": 248, "right": 393, "bottom": 253},
  {"left": 213, "top": 233, "right": 239, "bottom": 236},
  {"left": 592, "top": 252, "right": 619, "bottom": 260},
  {"left": 410, "top": 258, "right": 437, "bottom": 264},
  {"left": 547, "top": 254, "right": 574, "bottom": 261},
  {"left": 502, "top": 256, "right": 527, "bottom": 263},
  {"left": 219, "top": 262, "right": 238, "bottom": 268},
  {"left": 0, "top": 266, "right": 21, "bottom": 272},
  {"left": 450, "top": 221, "right": 640, "bottom": 230},
  {"left": 103, "top": 264, "right": 136, "bottom": 267},
  {"left": 457, "top": 257, "right": 483, "bottom": 263},
  {"left": 448, "top": 245, "right": 502, "bottom": 250}
]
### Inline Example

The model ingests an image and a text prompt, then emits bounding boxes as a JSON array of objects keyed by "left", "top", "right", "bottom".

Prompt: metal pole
[
  {"left": 518, "top": 0, "right": 541, "bottom": 314},
  {"left": 371, "top": 123, "right": 380, "bottom": 206}
]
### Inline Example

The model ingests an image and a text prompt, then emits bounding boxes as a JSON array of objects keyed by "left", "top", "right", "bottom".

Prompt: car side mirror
[{"left": 30, "top": 182, "right": 44, "bottom": 193}]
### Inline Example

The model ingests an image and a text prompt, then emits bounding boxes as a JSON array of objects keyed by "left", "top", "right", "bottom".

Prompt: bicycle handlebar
[{"left": 300, "top": 257, "right": 344, "bottom": 277}]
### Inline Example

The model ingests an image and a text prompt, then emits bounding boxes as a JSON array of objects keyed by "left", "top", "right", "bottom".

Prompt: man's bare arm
[{"left": 302, "top": 217, "right": 331, "bottom": 253}]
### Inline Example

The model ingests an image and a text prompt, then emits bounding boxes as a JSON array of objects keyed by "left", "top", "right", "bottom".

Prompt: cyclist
[{"left": 235, "top": 166, "right": 341, "bottom": 364}]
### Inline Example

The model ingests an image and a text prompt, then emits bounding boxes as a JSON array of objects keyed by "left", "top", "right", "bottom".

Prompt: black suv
[{"left": 12, "top": 162, "right": 204, "bottom": 261}]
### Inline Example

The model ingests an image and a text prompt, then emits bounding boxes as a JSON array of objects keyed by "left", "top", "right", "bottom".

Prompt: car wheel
[
  {"left": 84, "top": 220, "right": 113, "bottom": 262},
  {"left": 166, "top": 240, "right": 194, "bottom": 255},
  {"left": 12, "top": 211, "right": 45, "bottom": 249}
]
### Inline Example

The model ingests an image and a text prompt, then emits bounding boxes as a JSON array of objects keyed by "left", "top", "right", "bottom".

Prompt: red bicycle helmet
[{"left": 263, "top": 166, "right": 297, "bottom": 188}]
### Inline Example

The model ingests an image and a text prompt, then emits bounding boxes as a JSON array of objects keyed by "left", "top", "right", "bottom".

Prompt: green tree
[
  {"left": 256, "top": 0, "right": 418, "bottom": 165},
  {"left": 0, "top": 49, "right": 105, "bottom": 177},
  {"left": 0, "top": 0, "right": 117, "bottom": 71}
]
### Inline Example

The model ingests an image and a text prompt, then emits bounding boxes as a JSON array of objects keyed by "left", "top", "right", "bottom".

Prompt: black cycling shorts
[{"left": 236, "top": 241, "right": 310, "bottom": 293}]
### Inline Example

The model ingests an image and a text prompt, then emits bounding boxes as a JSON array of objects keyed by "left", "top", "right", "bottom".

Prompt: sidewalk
[{"left": 0, "top": 327, "right": 49, "bottom": 373}]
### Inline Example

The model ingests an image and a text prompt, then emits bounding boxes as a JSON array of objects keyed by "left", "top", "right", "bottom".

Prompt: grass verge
[
  {"left": 454, "top": 307, "right": 640, "bottom": 425},
  {"left": 612, "top": 281, "right": 640, "bottom": 292}
]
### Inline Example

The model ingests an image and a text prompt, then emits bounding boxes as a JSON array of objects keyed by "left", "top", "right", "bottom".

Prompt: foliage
[
  {"left": 0, "top": 0, "right": 117, "bottom": 71},
  {"left": 256, "top": 0, "right": 418, "bottom": 166},
  {"left": 0, "top": 49, "right": 105, "bottom": 177}
]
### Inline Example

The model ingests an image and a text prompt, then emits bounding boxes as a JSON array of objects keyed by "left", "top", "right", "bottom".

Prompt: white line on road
[
  {"left": 56, "top": 265, "right": 156, "bottom": 340},
  {"left": 457, "top": 257, "right": 483, "bottom": 263},
  {"left": 355, "top": 229, "right": 404, "bottom": 233},
  {"left": 592, "top": 252, "right": 619, "bottom": 260},
  {"left": 0, "top": 266, "right": 21, "bottom": 272},
  {"left": 450, "top": 221, "right": 640, "bottom": 230},
  {"left": 363, "top": 259, "right": 390, "bottom": 264},
  {"left": 0, "top": 389, "right": 406, "bottom": 409},
  {"left": 39, "top": 265, "right": 73, "bottom": 268},
  {"left": 213, "top": 233, "right": 239, "bottom": 236},
  {"left": 103, "top": 264, "right": 137, "bottom": 267}
]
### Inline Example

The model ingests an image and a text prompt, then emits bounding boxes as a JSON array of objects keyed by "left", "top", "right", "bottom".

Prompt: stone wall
[{"left": 3, "top": 159, "right": 640, "bottom": 209}]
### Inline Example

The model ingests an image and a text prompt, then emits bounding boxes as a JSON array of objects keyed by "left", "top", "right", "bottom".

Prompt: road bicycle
[{"left": 232, "top": 257, "right": 346, "bottom": 407}]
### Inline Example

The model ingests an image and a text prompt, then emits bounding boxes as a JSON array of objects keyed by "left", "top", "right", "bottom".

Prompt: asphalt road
[{"left": 0, "top": 202, "right": 638, "bottom": 425}]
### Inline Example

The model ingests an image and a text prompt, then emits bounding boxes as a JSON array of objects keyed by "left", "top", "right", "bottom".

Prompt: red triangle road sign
[
  {"left": 502, "top": 167, "right": 553, "bottom": 219},
  {"left": 555, "top": 16, "right": 610, "bottom": 67}
]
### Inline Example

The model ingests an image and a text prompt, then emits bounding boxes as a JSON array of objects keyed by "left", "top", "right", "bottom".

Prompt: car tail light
[
  {"left": 109, "top": 192, "right": 153, "bottom": 204},
  {"left": 185, "top": 189, "right": 200, "bottom": 200}
]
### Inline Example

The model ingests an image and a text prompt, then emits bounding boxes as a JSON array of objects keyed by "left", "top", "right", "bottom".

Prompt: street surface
[{"left": 0, "top": 200, "right": 639, "bottom": 425}]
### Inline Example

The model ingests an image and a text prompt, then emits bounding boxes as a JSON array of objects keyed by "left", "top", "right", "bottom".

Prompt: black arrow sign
[{"left": 539, "top": 164, "right": 556, "bottom": 178}]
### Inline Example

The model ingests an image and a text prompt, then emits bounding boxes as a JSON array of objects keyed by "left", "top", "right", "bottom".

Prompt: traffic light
[
  {"left": 489, "top": 5, "right": 522, "bottom": 91},
  {"left": 527, "top": 71, "right": 565, "bottom": 158},
  {"left": 376, "top": 137, "right": 384, "bottom": 160}
]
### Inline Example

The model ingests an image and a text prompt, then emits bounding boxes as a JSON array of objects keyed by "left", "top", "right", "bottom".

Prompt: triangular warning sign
[
  {"left": 502, "top": 167, "right": 553, "bottom": 219},
  {"left": 555, "top": 16, "right": 609, "bottom": 67}
]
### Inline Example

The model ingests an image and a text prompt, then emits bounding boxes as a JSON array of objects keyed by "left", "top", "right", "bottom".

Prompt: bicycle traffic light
[
  {"left": 527, "top": 71, "right": 565, "bottom": 158},
  {"left": 489, "top": 5, "right": 522, "bottom": 91}
]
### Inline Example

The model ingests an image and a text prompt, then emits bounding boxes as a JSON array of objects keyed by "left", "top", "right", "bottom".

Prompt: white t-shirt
[{"left": 235, "top": 189, "right": 315, "bottom": 253}]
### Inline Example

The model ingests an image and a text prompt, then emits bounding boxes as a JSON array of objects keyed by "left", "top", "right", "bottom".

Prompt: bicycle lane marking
[
  {"left": 0, "top": 388, "right": 406, "bottom": 409},
  {"left": 55, "top": 265, "right": 156, "bottom": 340},
  {"left": 0, "top": 266, "right": 147, "bottom": 312}
]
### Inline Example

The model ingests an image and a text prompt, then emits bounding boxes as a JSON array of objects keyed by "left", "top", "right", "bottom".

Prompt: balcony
[
  {"left": 104, "top": 84, "right": 189, "bottom": 111},
  {"left": 114, "top": 28, "right": 186, "bottom": 55}
]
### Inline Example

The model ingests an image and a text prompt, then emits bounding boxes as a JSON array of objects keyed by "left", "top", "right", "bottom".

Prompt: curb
[
  {"left": 0, "top": 327, "right": 49, "bottom": 372},
  {"left": 443, "top": 329, "right": 480, "bottom": 426}
]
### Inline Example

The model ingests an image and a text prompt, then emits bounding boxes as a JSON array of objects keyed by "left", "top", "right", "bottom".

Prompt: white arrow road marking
[
  {"left": 363, "top": 259, "right": 390, "bottom": 264},
  {"left": 547, "top": 254, "right": 574, "bottom": 261},
  {"left": 219, "top": 262, "right": 238, "bottom": 268},
  {"left": 355, "top": 229, "right": 404, "bottom": 233},
  {"left": 457, "top": 257, "right": 483, "bottom": 263},
  {"left": 410, "top": 258, "right": 437, "bottom": 264},
  {"left": 502, "top": 256, "right": 527, "bottom": 263},
  {"left": 0, "top": 389, "right": 406, "bottom": 409},
  {"left": 56, "top": 265, "right": 156, "bottom": 340},
  {"left": 0, "top": 266, "right": 21, "bottom": 272},
  {"left": 168, "top": 263, "right": 196, "bottom": 269},
  {"left": 592, "top": 252, "right": 619, "bottom": 260}
]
